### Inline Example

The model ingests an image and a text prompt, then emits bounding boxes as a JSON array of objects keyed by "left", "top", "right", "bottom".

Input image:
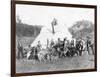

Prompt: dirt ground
[{"left": 16, "top": 51, "right": 95, "bottom": 73}]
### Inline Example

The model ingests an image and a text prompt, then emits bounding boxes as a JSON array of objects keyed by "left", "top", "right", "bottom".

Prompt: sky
[
  {"left": 16, "top": 4, "right": 94, "bottom": 28},
  {"left": 16, "top": 4, "right": 94, "bottom": 47}
]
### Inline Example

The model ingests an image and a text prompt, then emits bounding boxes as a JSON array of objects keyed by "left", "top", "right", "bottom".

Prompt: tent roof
[{"left": 31, "top": 24, "right": 72, "bottom": 47}]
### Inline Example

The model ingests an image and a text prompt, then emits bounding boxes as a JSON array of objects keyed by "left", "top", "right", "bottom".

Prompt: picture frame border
[{"left": 11, "top": 0, "right": 97, "bottom": 77}]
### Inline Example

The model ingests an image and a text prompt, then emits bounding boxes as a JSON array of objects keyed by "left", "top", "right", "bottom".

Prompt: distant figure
[
  {"left": 37, "top": 41, "right": 42, "bottom": 52},
  {"left": 17, "top": 39, "right": 24, "bottom": 60},
  {"left": 17, "top": 15, "right": 22, "bottom": 24}
]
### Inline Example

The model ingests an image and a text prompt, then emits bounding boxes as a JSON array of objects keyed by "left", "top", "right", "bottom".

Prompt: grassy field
[{"left": 16, "top": 52, "right": 94, "bottom": 73}]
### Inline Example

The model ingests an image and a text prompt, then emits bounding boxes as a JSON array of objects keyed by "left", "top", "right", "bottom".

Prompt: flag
[{"left": 51, "top": 18, "right": 57, "bottom": 26}]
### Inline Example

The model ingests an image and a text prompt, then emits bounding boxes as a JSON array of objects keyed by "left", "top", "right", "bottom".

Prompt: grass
[{"left": 16, "top": 54, "right": 94, "bottom": 73}]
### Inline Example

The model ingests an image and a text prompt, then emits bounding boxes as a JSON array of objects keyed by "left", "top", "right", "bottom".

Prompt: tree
[
  {"left": 69, "top": 20, "right": 94, "bottom": 41},
  {"left": 16, "top": 15, "right": 22, "bottom": 24}
]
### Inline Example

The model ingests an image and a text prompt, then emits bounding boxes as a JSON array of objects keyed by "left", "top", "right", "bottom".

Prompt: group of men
[
  {"left": 36, "top": 37, "right": 94, "bottom": 57},
  {"left": 17, "top": 37, "right": 94, "bottom": 60}
]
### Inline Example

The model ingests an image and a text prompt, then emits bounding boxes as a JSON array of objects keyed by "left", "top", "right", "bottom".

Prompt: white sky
[
  {"left": 16, "top": 4, "right": 94, "bottom": 28},
  {"left": 16, "top": 4, "right": 95, "bottom": 47}
]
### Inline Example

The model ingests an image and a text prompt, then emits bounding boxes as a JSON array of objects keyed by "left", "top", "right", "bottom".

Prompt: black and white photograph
[{"left": 12, "top": 1, "right": 97, "bottom": 76}]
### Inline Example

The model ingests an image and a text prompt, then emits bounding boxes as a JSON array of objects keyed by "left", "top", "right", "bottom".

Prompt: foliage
[
  {"left": 16, "top": 23, "right": 42, "bottom": 37},
  {"left": 69, "top": 20, "right": 94, "bottom": 41}
]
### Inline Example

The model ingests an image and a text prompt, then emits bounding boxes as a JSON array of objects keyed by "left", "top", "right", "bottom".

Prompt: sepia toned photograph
[{"left": 11, "top": 1, "right": 97, "bottom": 76}]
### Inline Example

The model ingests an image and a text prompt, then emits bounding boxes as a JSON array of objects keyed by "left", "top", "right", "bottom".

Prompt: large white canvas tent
[{"left": 31, "top": 23, "right": 72, "bottom": 48}]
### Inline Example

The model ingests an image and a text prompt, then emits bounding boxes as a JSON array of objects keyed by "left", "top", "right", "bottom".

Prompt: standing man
[
  {"left": 86, "top": 37, "right": 93, "bottom": 55},
  {"left": 75, "top": 39, "right": 83, "bottom": 56},
  {"left": 86, "top": 37, "right": 91, "bottom": 55},
  {"left": 17, "top": 39, "right": 24, "bottom": 60},
  {"left": 27, "top": 45, "right": 32, "bottom": 60},
  {"left": 70, "top": 39, "right": 75, "bottom": 47},
  {"left": 50, "top": 39, "right": 55, "bottom": 48},
  {"left": 63, "top": 37, "right": 69, "bottom": 57},
  {"left": 37, "top": 41, "right": 42, "bottom": 52},
  {"left": 63, "top": 37, "right": 69, "bottom": 51},
  {"left": 57, "top": 38, "right": 62, "bottom": 58},
  {"left": 79, "top": 40, "right": 83, "bottom": 56}
]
